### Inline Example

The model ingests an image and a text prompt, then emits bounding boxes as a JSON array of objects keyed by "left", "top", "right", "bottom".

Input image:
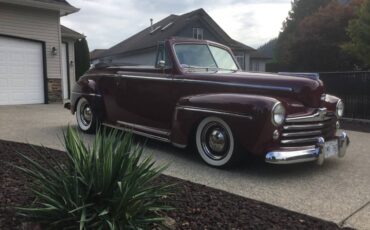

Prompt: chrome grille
[{"left": 281, "top": 108, "right": 336, "bottom": 146}]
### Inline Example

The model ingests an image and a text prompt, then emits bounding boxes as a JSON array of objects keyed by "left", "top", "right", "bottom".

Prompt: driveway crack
[{"left": 339, "top": 200, "right": 370, "bottom": 227}]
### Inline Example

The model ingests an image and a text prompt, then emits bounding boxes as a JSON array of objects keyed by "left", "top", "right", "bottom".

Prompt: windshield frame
[{"left": 172, "top": 41, "right": 241, "bottom": 73}]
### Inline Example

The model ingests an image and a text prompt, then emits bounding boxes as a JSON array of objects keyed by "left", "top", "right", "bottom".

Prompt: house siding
[
  {"left": 250, "top": 59, "right": 266, "bottom": 72},
  {"left": 0, "top": 3, "right": 63, "bottom": 102},
  {"left": 175, "top": 21, "right": 223, "bottom": 44}
]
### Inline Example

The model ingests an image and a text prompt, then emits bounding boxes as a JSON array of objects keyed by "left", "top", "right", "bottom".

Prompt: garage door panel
[{"left": 0, "top": 36, "right": 44, "bottom": 105}]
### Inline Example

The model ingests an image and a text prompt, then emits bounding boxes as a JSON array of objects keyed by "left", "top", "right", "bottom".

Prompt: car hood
[{"left": 183, "top": 71, "right": 324, "bottom": 108}]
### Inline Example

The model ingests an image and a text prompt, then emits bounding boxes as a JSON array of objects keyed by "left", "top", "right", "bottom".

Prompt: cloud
[{"left": 61, "top": 0, "right": 291, "bottom": 50}]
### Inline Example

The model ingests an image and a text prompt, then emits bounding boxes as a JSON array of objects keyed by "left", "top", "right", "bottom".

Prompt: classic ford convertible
[{"left": 67, "top": 38, "right": 349, "bottom": 168}]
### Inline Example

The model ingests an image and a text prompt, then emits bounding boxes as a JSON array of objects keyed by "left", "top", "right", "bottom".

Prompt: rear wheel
[
  {"left": 76, "top": 98, "right": 98, "bottom": 133},
  {"left": 195, "top": 117, "right": 240, "bottom": 168}
]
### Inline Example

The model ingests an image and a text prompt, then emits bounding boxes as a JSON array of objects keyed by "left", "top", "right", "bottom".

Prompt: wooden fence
[{"left": 319, "top": 71, "right": 370, "bottom": 120}]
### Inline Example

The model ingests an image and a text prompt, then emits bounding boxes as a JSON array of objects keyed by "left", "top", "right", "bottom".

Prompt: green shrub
[{"left": 14, "top": 128, "right": 172, "bottom": 229}]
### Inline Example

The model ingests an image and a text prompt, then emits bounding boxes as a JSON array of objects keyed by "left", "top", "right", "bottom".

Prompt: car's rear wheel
[
  {"left": 195, "top": 117, "right": 240, "bottom": 168},
  {"left": 76, "top": 97, "right": 98, "bottom": 133}
]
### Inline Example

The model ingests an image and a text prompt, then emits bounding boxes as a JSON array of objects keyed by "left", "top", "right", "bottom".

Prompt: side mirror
[{"left": 158, "top": 60, "right": 165, "bottom": 69}]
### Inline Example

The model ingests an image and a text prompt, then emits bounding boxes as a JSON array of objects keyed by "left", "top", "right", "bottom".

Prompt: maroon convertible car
[{"left": 66, "top": 38, "right": 349, "bottom": 168}]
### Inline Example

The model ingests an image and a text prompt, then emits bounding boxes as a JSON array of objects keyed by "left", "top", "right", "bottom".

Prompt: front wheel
[
  {"left": 195, "top": 117, "right": 241, "bottom": 168},
  {"left": 76, "top": 97, "right": 98, "bottom": 133}
]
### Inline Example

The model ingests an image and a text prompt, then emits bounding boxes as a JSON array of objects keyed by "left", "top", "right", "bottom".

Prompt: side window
[{"left": 155, "top": 42, "right": 171, "bottom": 68}]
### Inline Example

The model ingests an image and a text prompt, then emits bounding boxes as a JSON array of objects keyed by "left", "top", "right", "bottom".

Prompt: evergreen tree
[
  {"left": 288, "top": 0, "right": 363, "bottom": 71},
  {"left": 275, "top": 0, "right": 331, "bottom": 70},
  {"left": 345, "top": 0, "right": 370, "bottom": 68},
  {"left": 74, "top": 38, "right": 90, "bottom": 81}
]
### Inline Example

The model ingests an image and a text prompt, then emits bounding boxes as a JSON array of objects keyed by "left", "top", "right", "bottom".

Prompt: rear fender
[{"left": 70, "top": 76, "right": 105, "bottom": 121}]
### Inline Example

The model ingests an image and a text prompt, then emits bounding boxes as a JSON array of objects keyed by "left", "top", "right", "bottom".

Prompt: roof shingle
[
  {"left": 100, "top": 8, "right": 255, "bottom": 58},
  {"left": 61, "top": 25, "right": 85, "bottom": 40}
]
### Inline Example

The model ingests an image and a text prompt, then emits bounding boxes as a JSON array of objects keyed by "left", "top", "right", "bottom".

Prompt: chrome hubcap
[
  {"left": 201, "top": 122, "right": 230, "bottom": 160},
  {"left": 80, "top": 102, "right": 92, "bottom": 126},
  {"left": 209, "top": 129, "right": 226, "bottom": 152}
]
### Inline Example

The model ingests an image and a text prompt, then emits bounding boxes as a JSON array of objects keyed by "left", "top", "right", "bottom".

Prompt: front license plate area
[{"left": 324, "top": 139, "right": 339, "bottom": 159}]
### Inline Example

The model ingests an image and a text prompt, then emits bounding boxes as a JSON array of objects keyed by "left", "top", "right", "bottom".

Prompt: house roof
[
  {"left": 61, "top": 25, "right": 85, "bottom": 40},
  {"left": 33, "top": 0, "right": 73, "bottom": 7},
  {"left": 0, "top": 0, "right": 79, "bottom": 15},
  {"left": 100, "top": 8, "right": 255, "bottom": 58},
  {"left": 90, "top": 49, "right": 107, "bottom": 60}
]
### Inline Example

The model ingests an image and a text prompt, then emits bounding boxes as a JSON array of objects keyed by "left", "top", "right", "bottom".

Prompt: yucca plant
[{"left": 13, "top": 127, "right": 172, "bottom": 229}]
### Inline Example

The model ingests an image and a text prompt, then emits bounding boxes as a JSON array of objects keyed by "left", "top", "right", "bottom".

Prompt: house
[
  {"left": 90, "top": 49, "right": 107, "bottom": 65},
  {"left": 98, "top": 8, "right": 270, "bottom": 71},
  {"left": 249, "top": 51, "right": 272, "bottom": 72},
  {"left": 0, "top": 0, "right": 84, "bottom": 105}
]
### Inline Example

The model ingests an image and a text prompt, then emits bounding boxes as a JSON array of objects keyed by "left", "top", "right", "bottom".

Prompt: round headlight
[
  {"left": 272, "top": 102, "right": 286, "bottom": 126},
  {"left": 336, "top": 100, "right": 344, "bottom": 117}
]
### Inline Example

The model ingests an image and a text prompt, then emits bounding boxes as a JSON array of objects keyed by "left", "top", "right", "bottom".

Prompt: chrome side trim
[
  {"left": 118, "top": 74, "right": 172, "bottom": 81},
  {"left": 172, "top": 142, "right": 187, "bottom": 148},
  {"left": 179, "top": 79, "right": 293, "bottom": 92},
  {"left": 176, "top": 106, "right": 253, "bottom": 120},
  {"left": 102, "top": 123, "right": 171, "bottom": 143},
  {"left": 283, "top": 123, "right": 325, "bottom": 130},
  {"left": 282, "top": 130, "right": 322, "bottom": 138},
  {"left": 116, "top": 74, "right": 293, "bottom": 92},
  {"left": 116, "top": 120, "right": 170, "bottom": 136},
  {"left": 85, "top": 74, "right": 120, "bottom": 77},
  {"left": 281, "top": 137, "right": 322, "bottom": 144},
  {"left": 285, "top": 108, "right": 331, "bottom": 123},
  {"left": 71, "top": 92, "right": 102, "bottom": 97}
]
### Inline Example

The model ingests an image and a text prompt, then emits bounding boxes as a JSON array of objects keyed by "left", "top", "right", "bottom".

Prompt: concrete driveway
[{"left": 0, "top": 104, "right": 369, "bottom": 229}]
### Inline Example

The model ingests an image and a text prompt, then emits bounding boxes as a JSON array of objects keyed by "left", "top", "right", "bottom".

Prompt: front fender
[{"left": 170, "top": 94, "right": 280, "bottom": 155}]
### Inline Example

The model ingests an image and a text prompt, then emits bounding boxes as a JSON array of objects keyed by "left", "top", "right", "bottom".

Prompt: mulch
[{"left": 0, "top": 140, "right": 351, "bottom": 230}]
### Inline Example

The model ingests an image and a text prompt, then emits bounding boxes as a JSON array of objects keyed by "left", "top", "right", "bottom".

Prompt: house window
[
  {"left": 193, "top": 28, "right": 204, "bottom": 40},
  {"left": 235, "top": 55, "right": 245, "bottom": 70}
]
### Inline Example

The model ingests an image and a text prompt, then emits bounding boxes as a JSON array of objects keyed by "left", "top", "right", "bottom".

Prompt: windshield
[{"left": 174, "top": 44, "right": 239, "bottom": 71}]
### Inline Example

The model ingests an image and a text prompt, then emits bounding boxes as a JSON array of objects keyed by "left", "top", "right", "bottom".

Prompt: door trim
[{"left": 62, "top": 41, "right": 71, "bottom": 99}]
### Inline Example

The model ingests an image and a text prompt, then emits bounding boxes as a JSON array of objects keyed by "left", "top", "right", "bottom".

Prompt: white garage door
[{"left": 0, "top": 36, "right": 44, "bottom": 105}]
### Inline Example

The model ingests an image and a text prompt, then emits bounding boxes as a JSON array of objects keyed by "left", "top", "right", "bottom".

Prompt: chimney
[{"left": 150, "top": 18, "right": 153, "bottom": 32}]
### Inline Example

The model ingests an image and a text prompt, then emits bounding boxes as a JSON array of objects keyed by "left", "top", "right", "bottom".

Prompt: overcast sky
[{"left": 61, "top": 0, "right": 292, "bottom": 51}]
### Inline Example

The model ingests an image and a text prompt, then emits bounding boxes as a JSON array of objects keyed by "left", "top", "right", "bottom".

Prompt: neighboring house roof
[
  {"left": 0, "top": 0, "right": 79, "bottom": 15},
  {"left": 100, "top": 8, "right": 255, "bottom": 58},
  {"left": 90, "top": 49, "right": 107, "bottom": 61},
  {"left": 61, "top": 25, "right": 85, "bottom": 40},
  {"left": 250, "top": 51, "right": 271, "bottom": 60}
]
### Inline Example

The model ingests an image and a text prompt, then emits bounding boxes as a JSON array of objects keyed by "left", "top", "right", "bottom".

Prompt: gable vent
[{"left": 161, "top": 22, "right": 174, "bottom": 31}]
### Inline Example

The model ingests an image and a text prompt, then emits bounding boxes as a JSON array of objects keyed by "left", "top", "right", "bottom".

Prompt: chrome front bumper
[{"left": 265, "top": 131, "right": 350, "bottom": 165}]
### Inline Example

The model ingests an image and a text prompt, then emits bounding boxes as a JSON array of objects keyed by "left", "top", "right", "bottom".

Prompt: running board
[{"left": 102, "top": 122, "right": 171, "bottom": 143}]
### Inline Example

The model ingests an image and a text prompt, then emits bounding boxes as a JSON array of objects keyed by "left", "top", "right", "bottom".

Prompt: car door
[{"left": 114, "top": 42, "right": 175, "bottom": 137}]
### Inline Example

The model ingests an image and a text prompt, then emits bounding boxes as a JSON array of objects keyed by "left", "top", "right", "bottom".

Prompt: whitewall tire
[
  {"left": 195, "top": 117, "right": 240, "bottom": 168},
  {"left": 76, "top": 97, "right": 97, "bottom": 133}
]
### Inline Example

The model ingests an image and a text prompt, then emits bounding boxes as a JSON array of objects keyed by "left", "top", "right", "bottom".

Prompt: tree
[
  {"left": 275, "top": 0, "right": 331, "bottom": 69},
  {"left": 258, "top": 38, "right": 277, "bottom": 60},
  {"left": 74, "top": 38, "right": 90, "bottom": 81},
  {"left": 344, "top": 0, "right": 370, "bottom": 68},
  {"left": 288, "top": 0, "right": 364, "bottom": 71}
]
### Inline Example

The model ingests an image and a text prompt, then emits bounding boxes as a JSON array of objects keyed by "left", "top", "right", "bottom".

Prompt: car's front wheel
[
  {"left": 76, "top": 97, "right": 98, "bottom": 133},
  {"left": 195, "top": 117, "right": 241, "bottom": 168}
]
